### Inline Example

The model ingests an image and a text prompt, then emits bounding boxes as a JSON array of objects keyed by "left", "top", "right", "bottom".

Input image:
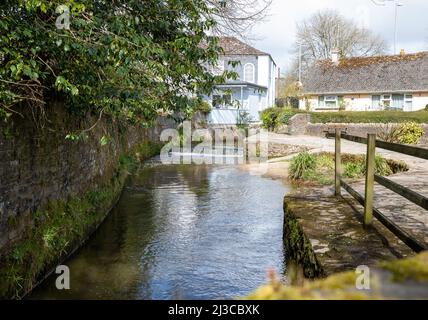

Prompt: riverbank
[
  {"left": 0, "top": 104, "right": 171, "bottom": 299},
  {"left": 283, "top": 186, "right": 413, "bottom": 279},
  {"left": 247, "top": 251, "right": 428, "bottom": 299},
  {"left": 243, "top": 132, "right": 428, "bottom": 299},
  {"left": 0, "top": 140, "right": 163, "bottom": 299}
]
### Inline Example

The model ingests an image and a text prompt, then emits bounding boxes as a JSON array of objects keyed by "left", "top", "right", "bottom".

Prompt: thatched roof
[{"left": 302, "top": 52, "right": 428, "bottom": 95}]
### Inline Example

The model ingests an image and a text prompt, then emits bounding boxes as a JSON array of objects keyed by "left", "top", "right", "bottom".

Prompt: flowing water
[{"left": 30, "top": 161, "right": 289, "bottom": 300}]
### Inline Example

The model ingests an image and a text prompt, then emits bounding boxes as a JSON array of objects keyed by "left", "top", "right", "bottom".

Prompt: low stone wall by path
[
  {"left": 283, "top": 187, "right": 413, "bottom": 278},
  {"left": 306, "top": 123, "right": 428, "bottom": 143},
  {"left": 288, "top": 114, "right": 311, "bottom": 135},
  {"left": 283, "top": 114, "right": 428, "bottom": 144}
]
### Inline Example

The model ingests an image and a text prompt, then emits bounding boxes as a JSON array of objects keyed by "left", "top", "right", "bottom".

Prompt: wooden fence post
[
  {"left": 335, "top": 129, "right": 341, "bottom": 196},
  {"left": 364, "top": 134, "right": 376, "bottom": 226}
]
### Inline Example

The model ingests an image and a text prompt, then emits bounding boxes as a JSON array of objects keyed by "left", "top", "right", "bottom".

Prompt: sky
[{"left": 251, "top": 0, "right": 428, "bottom": 74}]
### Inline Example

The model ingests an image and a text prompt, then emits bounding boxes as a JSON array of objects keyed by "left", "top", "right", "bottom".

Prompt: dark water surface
[{"left": 30, "top": 163, "right": 289, "bottom": 299}]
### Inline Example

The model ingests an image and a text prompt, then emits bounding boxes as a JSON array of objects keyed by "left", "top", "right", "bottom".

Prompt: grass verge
[{"left": 288, "top": 152, "right": 409, "bottom": 186}]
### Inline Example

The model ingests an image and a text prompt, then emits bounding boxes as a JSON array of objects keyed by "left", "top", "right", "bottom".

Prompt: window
[
  {"left": 325, "top": 96, "right": 338, "bottom": 107},
  {"left": 405, "top": 94, "right": 413, "bottom": 109},
  {"left": 318, "top": 95, "right": 338, "bottom": 108},
  {"left": 372, "top": 95, "right": 381, "bottom": 109},
  {"left": 223, "top": 94, "right": 232, "bottom": 105},
  {"left": 212, "top": 95, "right": 222, "bottom": 108},
  {"left": 212, "top": 93, "right": 233, "bottom": 108},
  {"left": 243, "top": 63, "right": 255, "bottom": 83},
  {"left": 392, "top": 94, "right": 404, "bottom": 109},
  {"left": 381, "top": 94, "right": 391, "bottom": 108},
  {"left": 212, "top": 60, "right": 224, "bottom": 75},
  {"left": 318, "top": 96, "right": 325, "bottom": 107}
]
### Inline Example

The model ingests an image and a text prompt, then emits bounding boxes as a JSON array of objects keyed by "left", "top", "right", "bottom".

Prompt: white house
[
  {"left": 299, "top": 51, "right": 428, "bottom": 112},
  {"left": 205, "top": 37, "right": 277, "bottom": 125}
]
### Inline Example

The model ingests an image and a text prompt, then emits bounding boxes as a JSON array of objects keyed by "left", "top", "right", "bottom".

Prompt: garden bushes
[
  {"left": 261, "top": 107, "right": 302, "bottom": 130},
  {"left": 288, "top": 152, "right": 408, "bottom": 185},
  {"left": 262, "top": 109, "right": 428, "bottom": 132}
]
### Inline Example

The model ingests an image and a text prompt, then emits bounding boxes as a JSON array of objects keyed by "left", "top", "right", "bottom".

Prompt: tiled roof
[
  {"left": 217, "top": 37, "right": 268, "bottom": 56},
  {"left": 302, "top": 52, "right": 428, "bottom": 94}
]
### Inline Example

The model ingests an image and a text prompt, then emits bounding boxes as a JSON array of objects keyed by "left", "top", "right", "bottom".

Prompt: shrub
[
  {"left": 376, "top": 123, "right": 401, "bottom": 143},
  {"left": 397, "top": 122, "right": 424, "bottom": 144},
  {"left": 359, "top": 155, "right": 392, "bottom": 176},
  {"left": 237, "top": 111, "right": 252, "bottom": 129},
  {"left": 425, "top": 105, "right": 428, "bottom": 111},
  {"left": 289, "top": 152, "right": 317, "bottom": 180},
  {"left": 343, "top": 162, "right": 364, "bottom": 178},
  {"left": 310, "top": 111, "right": 428, "bottom": 124},
  {"left": 288, "top": 152, "right": 407, "bottom": 185},
  {"left": 198, "top": 101, "right": 212, "bottom": 114},
  {"left": 376, "top": 122, "right": 424, "bottom": 145},
  {"left": 278, "top": 109, "right": 301, "bottom": 125},
  {"left": 261, "top": 107, "right": 281, "bottom": 130},
  {"left": 374, "top": 155, "right": 393, "bottom": 176}
]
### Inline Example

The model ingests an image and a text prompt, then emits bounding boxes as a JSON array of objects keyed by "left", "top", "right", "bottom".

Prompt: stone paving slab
[
  {"left": 284, "top": 187, "right": 414, "bottom": 278},
  {"left": 348, "top": 172, "right": 428, "bottom": 247},
  {"left": 262, "top": 133, "right": 428, "bottom": 250}
]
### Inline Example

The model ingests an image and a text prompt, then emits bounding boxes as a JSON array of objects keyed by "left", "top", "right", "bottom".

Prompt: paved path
[
  {"left": 262, "top": 133, "right": 428, "bottom": 170},
  {"left": 256, "top": 133, "right": 428, "bottom": 250}
]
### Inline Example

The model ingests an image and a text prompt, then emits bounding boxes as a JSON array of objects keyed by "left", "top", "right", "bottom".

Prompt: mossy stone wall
[{"left": 0, "top": 102, "right": 172, "bottom": 298}]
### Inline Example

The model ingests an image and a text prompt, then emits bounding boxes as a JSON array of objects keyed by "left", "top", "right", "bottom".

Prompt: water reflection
[{"left": 30, "top": 163, "right": 289, "bottom": 300}]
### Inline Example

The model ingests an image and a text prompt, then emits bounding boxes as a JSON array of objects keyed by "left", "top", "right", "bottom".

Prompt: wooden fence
[{"left": 331, "top": 129, "right": 428, "bottom": 253}]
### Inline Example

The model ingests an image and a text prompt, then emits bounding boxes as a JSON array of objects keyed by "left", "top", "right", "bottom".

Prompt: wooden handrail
[
  {"left": 340, "top": 179, "right": 427, "bottom": 253},
  {"left": 334, "top": 129, "right": 428, "bottom": 252},
  {"left": 328, "top": 131, "right": 428, "bottom": 161},
  {"left": 374, "top": 174, "right": 428, "bottom": 211}
]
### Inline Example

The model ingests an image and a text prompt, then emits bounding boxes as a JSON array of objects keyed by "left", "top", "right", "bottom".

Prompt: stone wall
[
  {"left": 284, "top": 115, "right": 428, "bottom": 144},
  {"left": 306, "top": 123, "right": 428, "bottom": 144},
  {"left": 0, "top": 102, "right": 172, "bottom": 253},
  {"left": 288, "top": 114, "right": 311, "bottom": 135}
]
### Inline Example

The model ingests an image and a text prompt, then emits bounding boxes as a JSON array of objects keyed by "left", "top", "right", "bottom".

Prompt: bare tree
[
  {"left": 206, "top": 0, "right": 272, "bottom": 38},
  {"left": 293, "top": 10, "right": 387, "bottom": 70}
]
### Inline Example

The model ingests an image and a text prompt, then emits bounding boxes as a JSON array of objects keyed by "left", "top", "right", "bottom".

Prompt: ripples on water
[{"left": 30, "top": 162, "right": 289, "bottom": 300}]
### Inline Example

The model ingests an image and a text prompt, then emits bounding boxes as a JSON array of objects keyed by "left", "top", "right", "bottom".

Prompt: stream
[{"left": 30, "top": 160, "right": 289, "bottom": 299}]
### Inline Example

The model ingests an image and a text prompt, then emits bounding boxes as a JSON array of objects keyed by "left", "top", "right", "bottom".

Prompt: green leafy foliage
[
  {"left": 396, "top": 122, "right": 424, "bottom": 145},
  {"left": 0, "top": 0, "right": 227, "bottom": 124},
  {"left": 261, "top": 108, "right": 280, "bottom": 130},
  {"left": 377, "top": 122, "right": 424, "bottom": 144},
  {"left": 261, "top": 107, "right": 303, "bottom": 130},
  {"left": 196, "top": 101, "right": 212, "bottom": 114},
  {"left": 289, "top": 152, "right": 406, "bottom": 185},
  {"left": 288, "top": 152, "right": 317, "bottom": 180},
  {"left": 309, "top": 111, "right": 428, "bottom": 124}
]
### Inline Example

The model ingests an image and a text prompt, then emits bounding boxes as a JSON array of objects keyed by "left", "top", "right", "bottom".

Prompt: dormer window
[{"left": 244, "top": 63, "right": 255, "bottom": 83}]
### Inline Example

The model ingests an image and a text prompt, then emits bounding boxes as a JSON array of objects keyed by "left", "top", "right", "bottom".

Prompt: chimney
[
  {"left": 400, "top": 49, "right": 406, "bottom": 56},
  {"left": 331, "top": 49, "right": 340, "bottom": 65},
  {"left": 277, "top": 67, "right": 281, "bottom": 79}
]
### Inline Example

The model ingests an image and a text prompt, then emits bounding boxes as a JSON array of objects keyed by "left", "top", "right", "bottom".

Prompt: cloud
[{"left": 251, "top": 0, "right": 428, "bottom": 71}]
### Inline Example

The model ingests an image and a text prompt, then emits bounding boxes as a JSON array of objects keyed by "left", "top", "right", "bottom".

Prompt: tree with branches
[
  {"left": 293, "top": 9, "right": 387, "bottom": 71},
  {"left": 0, "top": 0, "right": 236, "bottom": 129},
  {"left": 206, "top": 0, "right": 272, "bottom": 38}
]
